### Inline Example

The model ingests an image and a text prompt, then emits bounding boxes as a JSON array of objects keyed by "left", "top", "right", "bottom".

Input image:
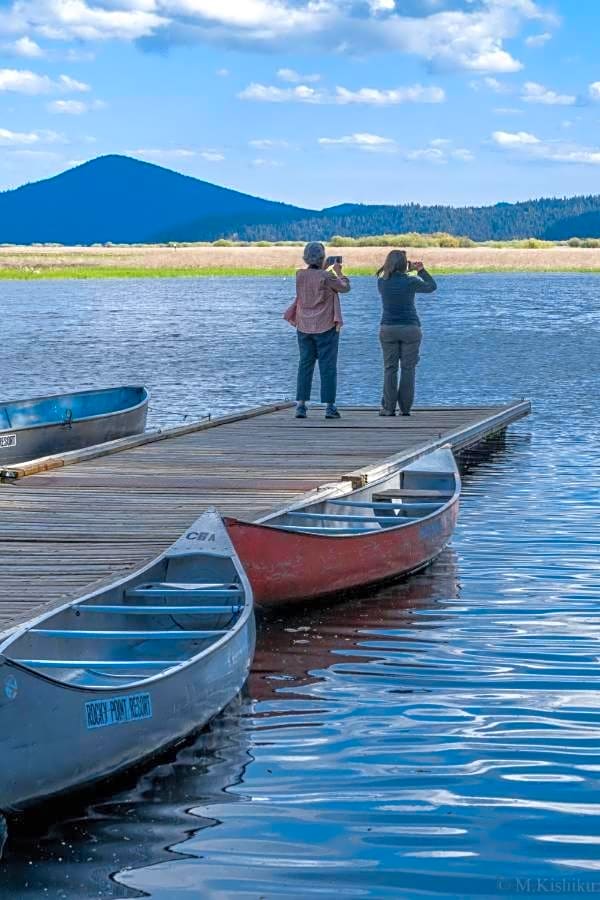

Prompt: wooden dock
[{"left": 0, "top": 400, "right": 530, "bottom": 633}]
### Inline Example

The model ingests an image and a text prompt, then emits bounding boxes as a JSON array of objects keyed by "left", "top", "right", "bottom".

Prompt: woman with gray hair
[{"left": 284, "top": 241, "right": 351, "bottom": 419}]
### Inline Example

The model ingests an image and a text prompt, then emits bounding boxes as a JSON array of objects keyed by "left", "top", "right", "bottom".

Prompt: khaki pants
[{"left": 379, "top": 324, "right": 422, "bottom": 415}]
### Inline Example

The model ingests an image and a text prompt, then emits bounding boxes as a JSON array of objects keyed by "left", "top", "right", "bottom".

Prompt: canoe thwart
[{"left": 30, "top": 628, "right": 228, "bottom": 639}]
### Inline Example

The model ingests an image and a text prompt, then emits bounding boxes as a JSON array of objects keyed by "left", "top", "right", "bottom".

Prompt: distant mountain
[
  {"left": 1, "top": 155, "right": 600, "bottom": 243},
  {"left": 0, "top": 155, "right": 313, "bottom": 245}
]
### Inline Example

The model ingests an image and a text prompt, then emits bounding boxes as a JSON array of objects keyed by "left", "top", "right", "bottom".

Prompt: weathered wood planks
[{"left": 0, "top": 400, "right": 530, "bottom": 633}]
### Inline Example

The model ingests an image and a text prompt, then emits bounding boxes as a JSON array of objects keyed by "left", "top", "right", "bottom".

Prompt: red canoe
[{"left": 224, "top": 447, "right": 460, "bottom": 607}]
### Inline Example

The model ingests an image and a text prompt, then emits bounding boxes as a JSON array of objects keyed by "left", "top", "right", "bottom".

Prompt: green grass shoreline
[{"left": 2, "top": 265, "right": 600, "bottom": 280}]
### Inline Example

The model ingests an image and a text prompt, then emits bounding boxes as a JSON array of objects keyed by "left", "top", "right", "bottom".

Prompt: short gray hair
[{"left": 303, "top": 241, "right": 326, "bottom": 266}]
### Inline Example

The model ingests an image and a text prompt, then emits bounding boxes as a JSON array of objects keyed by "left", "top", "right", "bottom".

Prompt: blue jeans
[{"left": 296, "top": 327, "right": 340, "bottom": 404}]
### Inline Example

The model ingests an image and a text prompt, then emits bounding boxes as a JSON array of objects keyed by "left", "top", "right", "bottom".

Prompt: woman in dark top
[{"left": 376, "top": 249, "right": 437, "bottom": 416}]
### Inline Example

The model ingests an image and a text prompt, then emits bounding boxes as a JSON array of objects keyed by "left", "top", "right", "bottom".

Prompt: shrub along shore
[{"left": 2, "top": 235, "right": 600, "bottom": 279}]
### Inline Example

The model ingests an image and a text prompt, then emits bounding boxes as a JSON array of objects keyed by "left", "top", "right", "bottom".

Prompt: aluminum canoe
[
  {"left": 0, "top": 508, "right": 255, "bottom": 814},
  {"left": 0, "top": 385, "right": 149, "bottom": 466},
  {"left": 225, "top": 447, "right": 460, "bottom": 607}
]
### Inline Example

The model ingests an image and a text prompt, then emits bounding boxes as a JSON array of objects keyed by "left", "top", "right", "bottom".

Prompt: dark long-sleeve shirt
[{"left": 378, "top": 269, "right": 437, "bottom": 327}]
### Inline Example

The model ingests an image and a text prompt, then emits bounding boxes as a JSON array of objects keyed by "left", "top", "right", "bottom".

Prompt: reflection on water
[{"left": 0, "top": 275, "right": 599, "bottom": 898}]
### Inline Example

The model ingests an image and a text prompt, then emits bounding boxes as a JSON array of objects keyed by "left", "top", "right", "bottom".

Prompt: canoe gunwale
[
  {"left": 245, "top": 446, "right": 460, "bottom": 539},
  {"left": 0, "top": 385, "right": 149, "bottom": 437}
]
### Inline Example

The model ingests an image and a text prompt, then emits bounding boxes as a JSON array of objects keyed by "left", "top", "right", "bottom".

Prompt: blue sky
[{"left": 1, "top": 0, "right": 599, "bottom": 209}]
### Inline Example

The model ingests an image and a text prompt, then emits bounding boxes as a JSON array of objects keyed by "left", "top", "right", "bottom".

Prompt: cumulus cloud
[
  {"left": 589, "top": 82, "right": 600, "bottom": 101},
  {"left": 131, "top": 147, "right": 224, "bottom": 162},
  {"left": 252, "top": 157, "right": 284, "bottom": 167},
  {"left": 319, "top": 133, "right": 397, "bottom": 152},
  {"left": 470, "top": 75, "right": 512, "bottom": 93},
  {"left": 493, "top": 129, "right": 540, "bottom": 146},
  {"left": 521, "top": 81, "right": 576, "bottom": 105},
  {"left": 525, "top": 31, "right": 552, "bottom": 46},
  {"left": 0, "top": 0, "right": 554, "bottom": 74},
  {"left": 6, "top": 35, "right": 44, "bottom": 57},
  {"left": 277, "top": 68, "right": 320, "bottom": 84},
  {"left": 0, "top": 126, "right": 63, "bottom": 145},
  {"left": 47, "top": 98, "right": 105, "bottom": 114},
  {"left": 249, "top": 138, "right": 291, "bottom": 149},
  {"left": 492, "top": 129, "right": 600, "bottom": 164},
  {"left": 319, "top": 133, "right": 475, "bottom": 162},
  {"left": 239, "top": 82, "right": 445, "bottom": 105},
  {"left": 0, "top": 126, "right": 41, "bottom": 145},
  {"left": 0, "top": 68, "right": 90, "bottom": 94},
  {"left": 407, "top": 139, "right": 475, "bottom": 163}
]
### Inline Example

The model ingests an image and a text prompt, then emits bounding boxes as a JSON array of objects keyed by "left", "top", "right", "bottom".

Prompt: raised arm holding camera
[
  {"left": 283, "top": 242, "right": 351, "bottom": 420},
  {"left": 376, "top": 249, "right": 437, "bottom": 417}
]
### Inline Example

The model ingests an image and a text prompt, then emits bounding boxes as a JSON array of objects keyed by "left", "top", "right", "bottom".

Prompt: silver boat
[
  {"left": 0, "top": 508, "right": 255, "bottom": 813},
  {"left": 0, "top": 385, "right": 149, "bottom": 466}
]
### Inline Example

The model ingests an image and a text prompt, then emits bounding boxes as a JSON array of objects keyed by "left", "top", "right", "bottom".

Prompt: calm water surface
[{"left": 0, "top": 275, "right": 599, "bottom": 898}]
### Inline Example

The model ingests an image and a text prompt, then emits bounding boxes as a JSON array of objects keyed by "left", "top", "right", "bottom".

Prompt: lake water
[{"left": 0, "top": 274, "right": 599, "bottom": 898}]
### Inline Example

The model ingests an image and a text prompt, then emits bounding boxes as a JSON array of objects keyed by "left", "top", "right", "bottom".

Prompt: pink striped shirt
[{"left": 284, "top": 267, "right": 351, "bottom": 334}]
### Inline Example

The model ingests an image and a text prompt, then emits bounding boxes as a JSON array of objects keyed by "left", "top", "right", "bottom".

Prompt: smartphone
[{"left": 326, "top": 255, "right": 343, "bottom": 266}]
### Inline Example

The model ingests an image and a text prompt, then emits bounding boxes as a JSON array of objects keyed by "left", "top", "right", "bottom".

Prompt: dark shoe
[
  {"left": 379, "top": 409, "right": 396, "bottom": 417},
  {"left": 401, "top": 411, "right": 411, "bottom": 417},
  {"left": 295, "top": 404, "right": 307, "bottom": 419},
  {"left": 325, "top": 405, "right": 341, "bottom": 419}
]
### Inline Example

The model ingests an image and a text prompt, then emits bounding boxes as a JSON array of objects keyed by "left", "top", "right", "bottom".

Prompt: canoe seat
[
  {"left": 276, "top": 525, "right": 383, "bottom": 535},
  {"left": 286, "top": 511, "right": 412, "bottom": 524},
  {"left": 329, "top": 499, "right": 441, "bottom": 511},
  {"left": 74, "top": 604, "right": 241, "bottom": 615},
  {"left": 126, "top": 582, "right": 242, "bottom": 600},
  {"left": 15, "top": 659, "right": 180, "bottom": 670},
  {"left": 30, "top": 628, "right": 227, "bottom": 639},
  {"left": 372, "top": 489, "right": 452, "bottom": 500}
]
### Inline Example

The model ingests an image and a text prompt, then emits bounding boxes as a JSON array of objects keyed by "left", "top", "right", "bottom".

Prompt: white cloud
[
  {"left": 132, "top": 148, "right": 197, "bottom": 160},
  {"left": 239, "top": 83, "right": 320, "bottom": 103},
  {"left": 406, "top": 139, "right": 475, "bottom": 163},
  {"left": 406, "top": 146, "right": 446, "bottom": 163},
  {"left": 277, "top": 67, "right": 320, "bottom": 84},
  {"left": 0, "top": 67, "right": 52, "bottom": 93},
  {"left": 131, "top": 147, "right": 224, "bottom": 163},
  {"left": 49, "top": 98, "right": 106, "bottom": 114},
  {"left": 0, "top": 67, "right": 90, "bottom": 94},
  {"left": 452, "top": 147, "right": 475, "bottom": 161},
  {"left": 318, "top": 133, "right": 397, "bottom": 152},
  {"left": 469, "top": 75, "right": 512, "bottom": 94},
  {"left": 249, "top": 138, "right": 291, "bottom": 149},
  {"left": 0, "top": 126, "right": 40, "bottom": 145},
  {"left": 0, "top": 126, "right": 63, "bottom": 145},
  {"left": 252, "top": 157, "right": 284, "bottom": 167},
  {"left": 239, "top": 81, "right": 445, "bottom": 105},
  {"left": 525, "top": 31, "right": 552, "bottom": 47},
  {"left": 58, "top": 74, "right": 90, "bottom": 92},
  {"left": 48, "top": 99, "right": 88, "bottom": 114},
  {"left": 215, "top": 67, "right": 229, "bottom": 77},
  {"left": 492, "top": 129, "right": 540, "bottom": 147},
  {"left": 334, "top": 84, "right": 445, "bottom": 104},
  {"left": 0, "top": 0, "right": 553, "bottom": 74},
  {"left": 589, "top": 82, "right": 600, "bottom": 101},
  {"left": 318, "top": 133, "right": 474, "bottom": 162},
  {"left": 492, "top": 129, "right": 600, "bottom": 164},
  {"left": 8, "top": 35, "right": 44, "bottom": 57},
  {"left": 521, "top": 81, "right": 576, "bottom": 105}
]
